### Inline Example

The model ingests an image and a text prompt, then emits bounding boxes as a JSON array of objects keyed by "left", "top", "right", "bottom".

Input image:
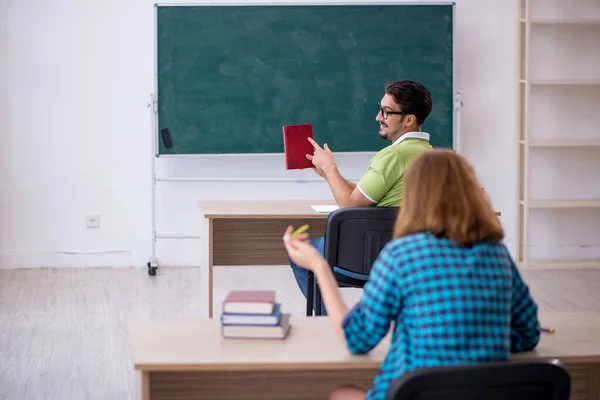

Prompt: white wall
[{"left": 0, "top": 0, "right": 521, "bottom": 268}]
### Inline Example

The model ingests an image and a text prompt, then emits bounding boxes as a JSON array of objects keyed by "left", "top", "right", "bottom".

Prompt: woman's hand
[
  {"left": 283, "top": 226, "right": 348, "bottom": 341},
  {"left": 282, "top": 225, "right": 327, "bottom": 272}
]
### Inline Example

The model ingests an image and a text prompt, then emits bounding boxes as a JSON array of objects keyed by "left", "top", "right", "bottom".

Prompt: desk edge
[
  {"left": 204, "top": 214, "right": 330, "bottom": 219},
  {"left": 133, "top": 360, "right": 382, "bottom": 372},
  {"left": 203, "top": 212, "right": 501, "bottom": 219}
]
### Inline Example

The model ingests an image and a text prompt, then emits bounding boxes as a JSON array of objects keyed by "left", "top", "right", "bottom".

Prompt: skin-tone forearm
[
  {"left": 313, "top": 259, "right": 349, "bottom": 341},
  {"left": 308, "top": 138, "right": 371, "bottom": 208},
  {"left": 282, "top": 226, "right": 351, "bottom": 344},
  {"left": 324, "top": 166, "right": 354, "bottom": 208},
  {"left": 344, "top": 178, "right": 357, "bottom": 190},
  {"left": 314, "top": 168, "right": 355, "bottom": 190}
]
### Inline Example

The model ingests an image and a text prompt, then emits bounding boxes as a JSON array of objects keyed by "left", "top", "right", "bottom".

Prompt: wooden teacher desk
[
  {"left": 200, "top": 200, "right": 502, "bottom": 318},
  {"left": 128, "top": 311, "right": 600, "bottom": 400}
]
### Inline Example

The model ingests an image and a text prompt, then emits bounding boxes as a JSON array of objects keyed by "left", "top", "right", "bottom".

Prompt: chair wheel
[{"left": 147, "top": 262, "right": 157, "bottom": 276}]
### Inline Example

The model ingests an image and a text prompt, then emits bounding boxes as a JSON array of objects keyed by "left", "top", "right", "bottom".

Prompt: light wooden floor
[{"left": 1, "top": 266, "right": 600, "bottom": 400}]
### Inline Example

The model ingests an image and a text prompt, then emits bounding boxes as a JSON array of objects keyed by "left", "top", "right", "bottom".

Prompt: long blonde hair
[{"left": 394, "top": 149, "right": 504, "bottom": 247}]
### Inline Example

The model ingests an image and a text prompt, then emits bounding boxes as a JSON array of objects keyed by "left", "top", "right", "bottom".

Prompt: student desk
[
  {"left": 127, "top": 311, "right": 600, "bottom": 400},
  {"left": 199, "top": 200, "right": 502, "bottom": 318}
]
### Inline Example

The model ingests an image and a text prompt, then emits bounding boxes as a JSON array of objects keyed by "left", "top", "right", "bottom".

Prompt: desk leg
[
  {"left": 208, "top": 218, "right": 214, "bottom": 319},
  {"left": 141, "top": 371, "right": 151, "bottom": 400}
]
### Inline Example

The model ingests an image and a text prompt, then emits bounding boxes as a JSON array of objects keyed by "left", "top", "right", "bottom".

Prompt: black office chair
[
  {"left": 385, "top": 359, "right": 571, "bottom": 400},
  {"left": 306, "top": 206, "right": 399, "bottom": 316}
]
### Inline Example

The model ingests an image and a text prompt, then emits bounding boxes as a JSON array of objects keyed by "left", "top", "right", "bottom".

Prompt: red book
[
  {"left": 222, "top": 290, "right": 276, "bottom": 314},
  {"left": 282, "top": 124, "right": 315, "bottom": 170}
]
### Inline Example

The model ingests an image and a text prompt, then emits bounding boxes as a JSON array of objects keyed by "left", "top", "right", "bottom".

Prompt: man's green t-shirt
[{"left": 357, "top": 134, "right": 433, "bottom": 207}]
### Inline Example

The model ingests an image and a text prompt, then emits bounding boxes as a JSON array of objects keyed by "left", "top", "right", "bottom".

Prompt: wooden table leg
[
  {"left": 142, "top": 371, "right": 151, "bottom": 400},
  {"left": 208, "top": 218, "right": 214, "bottom": 319}
]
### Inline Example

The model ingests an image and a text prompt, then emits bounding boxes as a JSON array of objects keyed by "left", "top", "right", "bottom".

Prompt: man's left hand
[{"left": 306, "top": 137, "right": 336, "bottom": 173}]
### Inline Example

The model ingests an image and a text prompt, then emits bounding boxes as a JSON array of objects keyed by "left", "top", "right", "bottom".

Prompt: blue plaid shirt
[{"left": 341, "top": 231, "right": 540, "bottom": 400}]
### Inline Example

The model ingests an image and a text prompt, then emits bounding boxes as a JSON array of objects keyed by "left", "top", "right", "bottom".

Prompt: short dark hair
[{"left": 385, "top": 80, "right": 433, "bottom": 126}]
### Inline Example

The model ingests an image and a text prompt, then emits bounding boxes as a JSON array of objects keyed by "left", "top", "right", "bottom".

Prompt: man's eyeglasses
[{"left": 377, "top": 102, "right": 407, "bottom": 120}]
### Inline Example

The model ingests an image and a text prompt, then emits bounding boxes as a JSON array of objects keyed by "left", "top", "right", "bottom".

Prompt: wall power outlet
[{"left": 86, "top": 214, "right": 100, "bottom": 228}]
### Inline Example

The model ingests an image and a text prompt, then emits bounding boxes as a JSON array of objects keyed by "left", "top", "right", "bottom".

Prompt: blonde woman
[{"left": 283, "top": 149, "right": 540, "bottom": 400}]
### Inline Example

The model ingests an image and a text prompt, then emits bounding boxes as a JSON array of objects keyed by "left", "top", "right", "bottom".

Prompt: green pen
[{"left": 291, "top": 224, "right": 310, "bottom": 238}]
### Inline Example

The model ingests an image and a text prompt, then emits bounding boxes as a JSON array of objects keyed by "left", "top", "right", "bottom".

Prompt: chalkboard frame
[{"left": 152, "top": 1, "right": 457, "bottom": 157}]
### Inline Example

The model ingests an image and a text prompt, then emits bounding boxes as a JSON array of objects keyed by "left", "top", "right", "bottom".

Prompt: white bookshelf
[{"left": 517, "top": 0, "right": 600, "bottom": 269}]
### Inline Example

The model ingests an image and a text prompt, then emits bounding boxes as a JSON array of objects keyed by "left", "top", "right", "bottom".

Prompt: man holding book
[{"left": 290, "top": 79, "right": 434, "bottom": 315}]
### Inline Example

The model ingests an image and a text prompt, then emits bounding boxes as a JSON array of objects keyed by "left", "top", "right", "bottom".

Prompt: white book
[
  {"left": 221, "top": 314, "right": 292, "bottom": 339},
  {"left": 311, "top": 205, "right": 339, "bottom": 213},
  {"left": 221, "top": 304, "right": 282, "bottom": 326}
]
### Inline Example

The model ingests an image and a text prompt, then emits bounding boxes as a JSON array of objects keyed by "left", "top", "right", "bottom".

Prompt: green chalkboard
[{"left": 155, "top": 3, "right": 454, "bottom": 155}]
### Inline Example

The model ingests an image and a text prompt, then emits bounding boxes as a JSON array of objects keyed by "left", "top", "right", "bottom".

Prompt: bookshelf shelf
[
  {"left": 522, "top": 19, "right": 600, "bottom": 25},
  {"left": 520, "top": 80, "right": 600, "bottom": 85},
  {"left": 523, "top": 259, "right": 600, "bottom": 269},
  {"left": 528, "top": 139, "right": 600, "bottom": 147},
  {"left": 529, "top": 80, "right": 600, "bottom": 86},
  {"left": 517, "top": 0, "right": 600, "bottom": 269},
  {"left": 520, "top": 199, "right": 600, "bottom": 209}
]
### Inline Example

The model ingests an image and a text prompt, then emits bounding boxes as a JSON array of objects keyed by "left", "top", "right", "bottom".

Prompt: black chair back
[
  {"left": 386, "top": 360, "right": 571, "bottom": 400},
  {"left": 324, "top": 206, "right": 399, "bottom": 287},
  {"left": 307, "top": 206, "right": 399, "bottom": 316}
]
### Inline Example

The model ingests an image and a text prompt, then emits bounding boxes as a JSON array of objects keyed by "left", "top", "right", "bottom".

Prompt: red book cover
[
  {"left": 282, "top": 124, "right": 315, "bottom": 170},
  {"left": 223, "top": 290, "right": 276, "bottom": 314},
  {"left": 224, "top": 290, "right": 275, "bottom": 304}
]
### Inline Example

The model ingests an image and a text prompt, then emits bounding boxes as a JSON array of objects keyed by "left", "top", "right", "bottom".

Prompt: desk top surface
[
  {"left": 199, "top": 200, "right": 500, "bottom": 218},
  {"left": 199, "top": 200, "right": 337, "bottom": 219},
  {"left": 127, "top": 311, "right": 600, "bottom": 372},
  {"left": 128, "top": 315, "right": 386, "bottom": 372}
]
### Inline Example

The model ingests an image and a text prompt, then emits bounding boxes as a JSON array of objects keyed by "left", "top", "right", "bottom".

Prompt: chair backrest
[
  {"left": 386, "top": 360, "right": 571, "bottom": 400},
  {"left": 324, "top": 206, "right": 399, "bottom": 285}
]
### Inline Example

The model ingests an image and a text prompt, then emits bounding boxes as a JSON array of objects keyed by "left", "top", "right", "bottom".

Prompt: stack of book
[{"left": 220, "top": 290, "right": 291, "bottom": 339}]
